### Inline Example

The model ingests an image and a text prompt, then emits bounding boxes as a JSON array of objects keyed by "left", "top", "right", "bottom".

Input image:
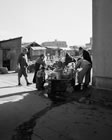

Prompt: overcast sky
[{"left": 0, "top": 0, "right": 92, "bottom": 46}]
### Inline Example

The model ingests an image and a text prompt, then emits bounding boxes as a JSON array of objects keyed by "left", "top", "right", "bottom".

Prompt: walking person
[
  {"left": 17, "top": 48, "right": 32, "bottom": 86},
  {"left": 33, "top": 54, "right": 45, "bottom": 83}
]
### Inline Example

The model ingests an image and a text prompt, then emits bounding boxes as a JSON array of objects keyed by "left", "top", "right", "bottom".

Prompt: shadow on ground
[
  {"left": 11, "top": 87, "right": 92, "bottom": 140},
  {"left": 0, "top": 89, "right": 37, "bottom": 105},
  {"left": 11, "top": 86, "right": 112, "bottom": 140}
]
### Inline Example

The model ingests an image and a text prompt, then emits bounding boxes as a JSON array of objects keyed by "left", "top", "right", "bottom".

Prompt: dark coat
[
  {"left": 65, "top": 53, "right": 76, "bottom": 66},
  {"left": 83, "top": 50, "right": 92, "bottom": 65},
  {"left": 33, "top": 58, "right": 45, "bottom": 83}
]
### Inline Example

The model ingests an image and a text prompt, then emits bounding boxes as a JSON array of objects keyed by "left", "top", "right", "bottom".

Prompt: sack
[{"left": 0, "top": 67, "right": 8, "bottom": 74}]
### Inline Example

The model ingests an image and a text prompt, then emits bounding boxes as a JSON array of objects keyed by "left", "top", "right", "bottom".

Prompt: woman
[{"left": 33, "top": 54, "right": 45, "bottom": 83}]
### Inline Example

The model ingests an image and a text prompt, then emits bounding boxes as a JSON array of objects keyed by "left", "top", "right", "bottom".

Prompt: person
[
  {"left": 78, "top": 47, "right": 92, "bottom": 88},
  {"left": 17, "top": 48, "right": 32, "bottom": 86},
  {"left": 79, "top": 47, "right": 92, "bottom": 65},
  {"left": 36, "top": 66, "right": 45, "bottom": 90},
  {"left": 33, "top": 54, "right": 45, "bottom": 83},
  {"left": 75, "top": 58, "right": 92, "bottom": 90},
  {"left": 64, "top": 53, "right": 76, "bottom": 66}
]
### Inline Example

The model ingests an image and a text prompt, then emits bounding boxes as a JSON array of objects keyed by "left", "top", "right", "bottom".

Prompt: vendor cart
[
  {"left": 47, "top": 78, "right": 75, "bottom": 101},
  {"left": 45, "top": 60, "right": 76, "bottom": 101}
]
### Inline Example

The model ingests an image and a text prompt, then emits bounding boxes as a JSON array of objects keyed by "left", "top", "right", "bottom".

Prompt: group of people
[
  {"left": 17, "top": 48, "right": 45, "bottom": 90},
  {"left": 17, "top": 46, "right": 92, "bottom": 91}
]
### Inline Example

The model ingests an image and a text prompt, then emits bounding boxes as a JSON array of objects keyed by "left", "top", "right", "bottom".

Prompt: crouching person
[
  {"left": 75, "top": 58, "right": 92, "bottom": 90},
  {"left": 36, "top": 66, "right": 45, "bottom": 90}
]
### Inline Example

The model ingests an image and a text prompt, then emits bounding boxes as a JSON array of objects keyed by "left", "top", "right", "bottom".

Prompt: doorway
[{"left": 3, "top": 49, "right": 10, "bottom": 70}]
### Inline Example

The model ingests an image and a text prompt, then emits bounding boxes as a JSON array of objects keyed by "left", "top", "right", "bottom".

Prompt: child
[{"left": 36, "top": 66, "right": 45, "bottom": 90}]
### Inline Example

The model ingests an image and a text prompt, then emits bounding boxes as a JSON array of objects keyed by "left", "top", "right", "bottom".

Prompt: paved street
[
  {"left": 0, "top": 73, "right": 112, "bottom": 140},
  {"left": 0, "top": 72, "right": 51, "bottom": 140}
]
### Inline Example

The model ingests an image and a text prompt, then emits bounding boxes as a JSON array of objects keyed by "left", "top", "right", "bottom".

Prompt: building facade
[
  {"left": 93, "top": 0, "right": 112, "bottom": 90},
  {"left": 41, "top": 40, "right": 67, "bottom": 48},
  {"left": 22, "top": 42, "right": 46, "bottom": 61},
  {"left": 0, "top": 37, "right": 22, "bottom": 71},
  {"left": 85, "top": 37, "right": 93, "bottom": 50},
  {"left": 41, "top": 40, "right": 68, "bottom": 62}
]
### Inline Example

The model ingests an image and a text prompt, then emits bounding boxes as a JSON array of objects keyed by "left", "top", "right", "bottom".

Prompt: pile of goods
[{"left": 45, "top": 60, "right": 76, "bottom": 100}]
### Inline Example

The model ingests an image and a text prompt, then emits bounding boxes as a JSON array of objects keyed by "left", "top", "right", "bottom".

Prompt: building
[
  {"left": 41, "top": 40, "right": 68, "bottom": 61},
  {"left": 93, "top": 0, "right": 112, "bottom": 90},
  {"left": 41, "top": 40, "right": 68, "bottom": 48},
  {"left": 0, "top": 37, "right": 22, "bottom": 71},
  {"left": 85, "top": 37, "right": 93, "bottom": 55},
  {"left": 85, "top": 37, "right": 92, "bottom": 50},
  {"left": 22, "top": 42, "right": 46, "bottom": 61}
]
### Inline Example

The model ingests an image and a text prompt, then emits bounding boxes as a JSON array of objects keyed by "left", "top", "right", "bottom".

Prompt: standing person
[
  {"left": 36, "top": 66, "right": 45, "bottom": 90},
  {"left": 78, "top": 47, "right": 92, "bottom": 88},
  {"left": 17, "top": 48, "right": 32, "bottom": 86},
  {"left": 33, "top": 54, "right": 45, "bottom": 83},
  {"left": 75, "top": 58, "right": 92, "bottom": 90}
]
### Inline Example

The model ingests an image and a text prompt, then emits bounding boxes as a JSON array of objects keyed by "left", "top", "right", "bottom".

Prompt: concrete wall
[
  {"left": 0, "top": 37, "right": 22, "bottom": 70},
  {"left": 93, "top": 0, "right": 112, "bottom": 89},
  {"left": 0, "top": 50, "right": 3, "bottom": 67}
]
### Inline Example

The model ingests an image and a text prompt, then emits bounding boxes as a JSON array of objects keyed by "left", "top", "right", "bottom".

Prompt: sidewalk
[{"left": 0, "top": 73, "right": 51, "bottom": 140}]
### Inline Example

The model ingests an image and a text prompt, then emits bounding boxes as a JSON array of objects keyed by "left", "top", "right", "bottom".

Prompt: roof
[
  {"left": 31, "top": 47, "right": 46, "bottom": 50},
  {"left": 61, "top": 47, "right": 73, "bottom": 50},
  {"left": 22, "top": 42, "right": 41, "bottom": 48},
  {"left": 45, "top": 46, "right": 59, "bottom": 49},
  {"left": 45, "top": 46, "right": 68, "bottom": 50},
  {"left": 45, "top": 46, "right": 72, "bottom": 50},
  {"left": 0, "top": 37, "right": 22, "bottom": 43}
]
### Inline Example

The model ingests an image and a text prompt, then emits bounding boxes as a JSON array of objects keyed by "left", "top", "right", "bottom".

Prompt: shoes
[
  {"left": 18, "top": 83, "right": 22, "bottom": 86},
  {"left": 27, "top": 82, "right": 32, "bottom": 86}
]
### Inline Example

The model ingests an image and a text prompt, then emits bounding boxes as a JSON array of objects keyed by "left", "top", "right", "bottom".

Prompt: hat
[{"left": 79, "top": 47, "right": 83, "bottom": 50}]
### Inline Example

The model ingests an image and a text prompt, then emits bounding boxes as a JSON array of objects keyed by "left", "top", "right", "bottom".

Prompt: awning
[
  {"left": 31, "top": 47, "right": 46, "bottom": 50},
  {"left": 61, "top": 47, "right": 73, "bottom": 50},
  {"left": 45, "top": 46, "right": 60, "bottom": 50}
]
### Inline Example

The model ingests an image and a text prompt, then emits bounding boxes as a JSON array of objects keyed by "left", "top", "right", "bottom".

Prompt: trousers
[{"left": 77, "top": 64, "right": 92, "bottom": 85}]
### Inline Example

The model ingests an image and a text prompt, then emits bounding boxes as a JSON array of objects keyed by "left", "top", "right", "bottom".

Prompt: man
[
  {"left": 17, "top": 48, "right": 31, "bottom": 86},
  {"left": 79, "top": 47, "right": 92, "bottom": 65},
  {"left": 78, "top": 47, "right": 92, "bottom": 88},
  {"left": 75, "top": 58, "right": 92, "bottom": 90}
]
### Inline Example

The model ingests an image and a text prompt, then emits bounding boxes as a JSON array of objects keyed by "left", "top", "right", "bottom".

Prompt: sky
[{"left": 0, "top": 0, "right": 92, "bottom": 46}]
